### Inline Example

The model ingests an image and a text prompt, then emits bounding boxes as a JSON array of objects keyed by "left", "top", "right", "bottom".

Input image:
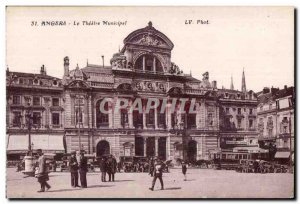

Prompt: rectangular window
[
  {"left": 249, "top": 108, "right": 253, "bottom": 115},
  {"left": 249, "top": 119, "right": 253, "bottom": 129},
  {"left": 12, "top": 95, "right": 21, "bottom": 105},
  {"left": 12, "top": 111, "right": 21, "bottom": 127},
  {"left": 207, "top": 113, "right": 213, "bottom": 126},
  {"left": 187, "top": 113, "right": 196, "bottom": 129},
  {"left": 75, "top": 108, "right": 83, "bottom": 124},
  {"left": 237, "top": 108, "right": 241, "bottom": 114},
  {"left": 52, "top": 113, "right": 60, "bottom": 126},
  {"left": 121, "top": 109, "right": 128, "bottom": 127},
  {"left": 146, "top": 109, "right": 155, "bottom": 126},
  {"left": 158, "top": 113, "right": 166, "bottom": 128},
  {"left": 225, "top": 108, "right": 229, "bottom": 114},
  {"left": 133, "top": 110, "right": 143, "bottom": 128},
  {"left": 52, "top": 98, "right": 59, "bottom": 106},
  {"left": 32, "top": 112, "right": 41, "bottom": 125},
  {"left": 237, "top": 119, "right": 242, "bottom": 128},
  {"left": 33, "top": 97, "right": 40, "bottom": 106}
]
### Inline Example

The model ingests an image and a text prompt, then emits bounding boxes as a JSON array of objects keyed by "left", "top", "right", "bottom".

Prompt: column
[
  {"left": 128, "top": 99, "right": 133, "bottom": 128},
  {"left": 144, "top": 137, "right": 147, "bottom": 157},
  {"left": 167, "top": 136, "right": 171, "bottom": 160},
  {"left": 143, "top": 102, "right": 147, "bottom": 129},
  {"left": 167, "top": 99, "right": 172, "bottom": 129},
  {"left": 155, "top": 137, "right": 158, "bottom": 157},
  {"left": 142, "top": 56, "right": 145, "bottom": 71},
  {"left": 154, "top": 108, "right": 158, "bottom": 129},
  {"left": 153, "top": 57, "right": 156, "bottom": 72}
]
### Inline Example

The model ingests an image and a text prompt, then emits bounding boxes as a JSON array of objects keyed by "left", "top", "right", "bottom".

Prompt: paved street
[{"left": 6, "top": 167, "right": 294, "bottom": 199}]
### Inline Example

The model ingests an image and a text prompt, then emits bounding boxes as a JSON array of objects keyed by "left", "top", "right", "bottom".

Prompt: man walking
[
  {"left": 99, "top": 157, "right": 107, "bottom": 182},
  {"left": 182, "top": 161, "right": 187, "bottom": 181},
  {"left": 149, "top": 158, "right": 164, "bottom": 191},
  {"left": 79, "top": 150, "right": 88, "bottom": 188},
  {"left": 35, "top": 149, "right": 51, "bottom": 192},
  {"left": 69, "top": 151, "right": 80, "bottom": 187}
]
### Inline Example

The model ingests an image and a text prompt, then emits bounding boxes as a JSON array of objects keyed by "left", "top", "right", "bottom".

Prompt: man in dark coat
[
  {"left": 182, "top": 162, "right": 187, "bottom": 181},
  {"left": 78, "top": 150, "right": 88, "bottom": 188},
  {"left": 36, "top": 149, "right": 51, "bottom": 192},
  {"left": 106, "top": 155, "right": 117, "bottom": 182},
  {"left": 99, "top": 157, "right": 107, "bottom": 182},
  {"left": 69, "top": 151, "right": 80, "bottom": 187},
  {"left": 149, "top": 158, "right": 164, "bottom": 191}
]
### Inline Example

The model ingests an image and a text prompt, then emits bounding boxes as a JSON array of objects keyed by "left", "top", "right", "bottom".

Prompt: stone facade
[{"left": 6, "top": 22, "right": 260, "bottom": 161}]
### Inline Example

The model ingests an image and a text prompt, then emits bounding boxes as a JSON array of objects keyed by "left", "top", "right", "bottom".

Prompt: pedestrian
[
  {"left": 149, "top": 158, "right": 164, "bottom": 191},
  {"left": 99, "top": 157, "right": 107, "bottom": 182},
  {"left": 79, "top": 150, "right": 88, "bottom": 188},
  {"left": 35, "top": 149, "right": 51, "bottom": 192},
  {"left": 69, "top": 151, "right": 80, "bottom": 187},
  {"left": 149, "top": 157, "right": 154, "bottom": 177},
  {"left": 52, "top": 161, "right": 57, "bottom": 172},
  {"left": 182, "top": 161, "right": 187, "bottom": 181},
  {"left": 106, "top": 155, "right": 117, "bottom": 182}
]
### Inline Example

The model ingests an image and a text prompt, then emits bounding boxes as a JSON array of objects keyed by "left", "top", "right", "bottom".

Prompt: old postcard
[{"left": 6, "top": 6, "right": 294, "bottom": 199}]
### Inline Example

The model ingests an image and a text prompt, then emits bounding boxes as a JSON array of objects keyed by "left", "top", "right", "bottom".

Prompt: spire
[
  {"left": 241, "top": 68, "right": 246, "bottom": 93},
  {"left": 87, "top": 59, "right": 89, "bottom": 66},
  {"left": 230, "top": 75, "right": 234, "bottom": 90}
]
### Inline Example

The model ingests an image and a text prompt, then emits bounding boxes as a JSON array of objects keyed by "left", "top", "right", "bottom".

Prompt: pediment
[{"left": 67, "top": 80, "right": 90, "bottom": 89}]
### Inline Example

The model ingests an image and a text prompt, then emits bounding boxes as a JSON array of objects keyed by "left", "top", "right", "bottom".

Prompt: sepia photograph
[{"left": 5, "top": 6, "right": 294, "bottom": 199}]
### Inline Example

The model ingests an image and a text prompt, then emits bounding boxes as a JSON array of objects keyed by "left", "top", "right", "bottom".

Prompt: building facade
[
  {"left": 257, "top": 86, "right": 295, "bottom": 158},
  {"left": 6, "top": 22, "right": 259, "bottom": 162}
]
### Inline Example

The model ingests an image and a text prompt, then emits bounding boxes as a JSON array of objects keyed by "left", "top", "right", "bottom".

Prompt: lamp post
[
  {"left": 75, "top": 95, "right": 82, "bottom": 151},
  {"left": 23, "top": 103, "right": 41, "bottom": 176}
]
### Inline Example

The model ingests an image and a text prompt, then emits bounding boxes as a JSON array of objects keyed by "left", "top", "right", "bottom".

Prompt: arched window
[{"left": 134, "top": 54, "right": 163, "bottom": 73}]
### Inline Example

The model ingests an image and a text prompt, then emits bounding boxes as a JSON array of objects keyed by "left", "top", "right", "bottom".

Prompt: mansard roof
[
  {"left": 81, "top": 64, "right": 112, "bottom": 74},
  {"left": 122, "top": 21, "right": 174, "bottom": 50}
]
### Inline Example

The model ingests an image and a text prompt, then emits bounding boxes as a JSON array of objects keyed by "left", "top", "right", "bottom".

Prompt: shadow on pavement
[
  {"left": 164, "top": 187, "right": 182, "bottom": 190},
  {"left": 87, "top": 185, "right": 114, "bottom": 188},
  {"left": 113, "top": 180, "right": 134, "bottom": 182},
  {"left": 47, "top": 188, "right": 82, "bottom": 193}
]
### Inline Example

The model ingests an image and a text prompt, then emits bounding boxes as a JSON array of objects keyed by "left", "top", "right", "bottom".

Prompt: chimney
[
  {"left": 271, "top": 87, "right": 279, "bottom": 95},
  {"left": 263, "top": 87, "right": 270, "bottom": 94},
  {"left": 40, "top": 64, "right": 46, "bottom": 75},
  {"left": 212, "top": 80, "right": 217, "bottom": 89},
  {"left": 101, "top": 55, "right": 104, "bottom": 68},
  {"left": 284, "top": 85, "right": 288, "bottom": 90},
  {"left": 64, "top": 56, "right": 70, "bottom": 76}
]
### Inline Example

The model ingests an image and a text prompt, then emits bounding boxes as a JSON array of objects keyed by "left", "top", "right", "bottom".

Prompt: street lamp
[
  {"left": 23, "top": 103, "right": 41, "bottom": 176},
  {"left": 75, "top": 95, "right": 82, "bottom": 151}
]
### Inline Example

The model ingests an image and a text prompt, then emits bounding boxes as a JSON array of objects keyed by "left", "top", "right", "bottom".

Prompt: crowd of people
[{"left": 33, "top": 149, "right": 188, "bottom": 193}]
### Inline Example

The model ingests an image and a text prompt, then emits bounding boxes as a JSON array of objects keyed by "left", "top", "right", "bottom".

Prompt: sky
[{"left": 6, "top": 6, "right": 294, "bottom": 92}]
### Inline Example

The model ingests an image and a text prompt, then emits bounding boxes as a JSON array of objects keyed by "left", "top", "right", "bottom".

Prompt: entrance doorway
[
  {"left": 135, "top": 137, "right": 144, "bottom": 156},
  {"left": 158, "top": 137, "right": 167, "bottom": 160},
  {"left": 187, "top": 140, "right": 197, "bottom": 162},
  {"left": 96, "top": 140, "right": 110, "bottom": 157},
  {"left": 146, "top": 137, "right": 155, "bottom": 157}
]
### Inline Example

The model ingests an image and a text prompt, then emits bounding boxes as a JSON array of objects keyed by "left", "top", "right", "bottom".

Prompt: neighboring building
[
  {"left": 257, "top": 86, "right": 295, "bottom": 158},
  {"left": 217, "top": 69, "right": 260, "bottom": 158},
  {"left": 6, "top": 22, "right": 260, "bottom": 161},
  {"left": 6, "top": 65, "right": 65, "bottom": 160}
]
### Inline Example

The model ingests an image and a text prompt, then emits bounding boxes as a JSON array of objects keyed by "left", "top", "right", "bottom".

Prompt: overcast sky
[{"left": 6, "top": 6, "right": 294, "bottom": 92}]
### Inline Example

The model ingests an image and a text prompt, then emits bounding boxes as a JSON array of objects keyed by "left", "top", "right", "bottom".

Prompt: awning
[
  {"left": 275, "top": 152, "right": 290, "bottom": 158},
  {"left": 7, "top": 134, "right": 65, "bottom": 154}
]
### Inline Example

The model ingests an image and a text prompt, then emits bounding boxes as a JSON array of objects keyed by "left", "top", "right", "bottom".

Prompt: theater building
[{"left": 6, "top": 22, "right": 259, "bottom": 162}]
